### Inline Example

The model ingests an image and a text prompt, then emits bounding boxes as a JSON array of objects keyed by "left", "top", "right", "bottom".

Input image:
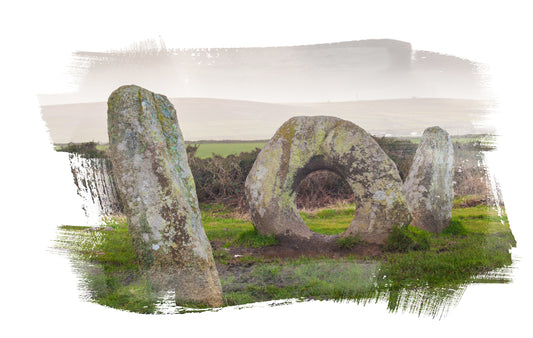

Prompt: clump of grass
[
  {"left": 384, "top": 225, "right": 431, "bottom": 253},
  {"left": 442, "top": 219, "right": 469, "bottom": 236},
  {"left": 379, "top": 232, "right": 514, "bottom": 288},
  {"left": 336, "top": 235, "right": 360, "bottom": 249},
  {"left": 228, "top": 229, "right": 278, "bottom": 248}
]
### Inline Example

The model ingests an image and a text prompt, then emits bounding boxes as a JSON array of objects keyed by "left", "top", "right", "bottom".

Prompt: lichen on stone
[
  {"left": 245, "top": 116, "right": 411, "bottom": 245},
  {"left": 405, "top": 126, "right": 454, "bottom": 233},
  {"left": 107, "top": 85, "right": 222, "bottom": 307}
]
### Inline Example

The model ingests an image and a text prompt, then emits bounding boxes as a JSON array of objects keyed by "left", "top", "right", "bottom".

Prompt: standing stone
[
  {"left": 245, "top": 116, "right": 411, "bottom": 244},
  {"left": 405, "top": 126, "right": 454, "bottom": 233},
  {"left": 107, "top": 85, "right": 222, "bottom": 307}
]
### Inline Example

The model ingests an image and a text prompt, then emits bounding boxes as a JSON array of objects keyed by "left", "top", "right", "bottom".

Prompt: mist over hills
[
  {"left": 39, "top": 39, "right": 494, "bottom": 142},
  {"left": 38, "top": 39, "right": 490, "bottom": 105},
  {"left": 41, "top": 97, "right": 494, "bottom": 143}
]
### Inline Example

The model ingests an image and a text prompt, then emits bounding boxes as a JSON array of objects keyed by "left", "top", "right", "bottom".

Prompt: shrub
[
  {"left": 56, "top": 141, "right": 107, "bottom": 158},
  {"left": 295, "top": 170, "right": 354, "bottom": 209},
  {"left": 373, "top": 137, "right": 418, "bottom": 180},
  {"left": 336, "top": 235, "right": 361, "bottom": 249},
  {"left": 187, "top": 146, "right": 260, "bottom": 208},
  {"left": 384, "top": 225, "right": 431, "bottom": 253}
]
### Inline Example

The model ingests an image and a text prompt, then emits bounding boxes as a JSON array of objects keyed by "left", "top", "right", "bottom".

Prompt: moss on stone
[
  {"left": 246, "top": 116, "right": 411, "bottom": 244},
  {"left": 107, "top": 85, "right": 222, "bottom": 307}
]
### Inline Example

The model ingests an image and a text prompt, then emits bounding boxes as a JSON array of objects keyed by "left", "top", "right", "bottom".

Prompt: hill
[
  {"left": 41, "top": 97, "right": 494, "bottom": 144},
  {"left": 38, "top": 39, "right": 490, "bottom": 106}
]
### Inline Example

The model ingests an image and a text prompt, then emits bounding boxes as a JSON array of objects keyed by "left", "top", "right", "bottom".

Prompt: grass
[
  {"left": 228, "top": 229, "right": 278, "bottom": 248},
  {"left": 222, "top": 257, "right": 377, "bottom": 306},
  {"left": 336, "top": 235, "right": 361, "bottom": 249},
  {"left": 400, "top": 134, "right": 494, "bottom": 145},
  {"left": 55, "top": 135, "right": 490, "bottom": 159},
  {"left": 442, "top": 219, "right": 469, "bottom": 236},
  {"left": 299, "top": 204, "right": 356, "bottom": 235},
  {"left": 378, "top": 204, "right": 515, "bottom": 289},
  {"left": 200, "top": 204, "right": 257, "bottom": 245},
  {"left": 55, "top": 142, "right": 108, "bottom": 158},
  {"left": 56, "top": 201, "right": 515, "bottom": 316},
  {"left": 55, "top": 141, "right": 267, "bottom": 159},
  {"left": 187, "top": 142, "right": 266, "bottom": 158},
  {"left": 56, "top": 219, "right": 158, "bottom": 313},
  {"left": 451, "top": 204, "right": 510, "bottom": 233},
  {"left": 384, "top": 225, "right": 431, "bottom": 253}
]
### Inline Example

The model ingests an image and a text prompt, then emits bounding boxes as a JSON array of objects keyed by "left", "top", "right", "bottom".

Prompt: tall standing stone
[
  {"left": 405, "top": 126, "right": 454, "bottom": 233},
  {"left": 107, "top": 85, "right": 222, "bottom": 307}
]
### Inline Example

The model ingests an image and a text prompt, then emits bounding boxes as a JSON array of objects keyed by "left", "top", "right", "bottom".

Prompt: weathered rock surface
[
  {"left": 405, "top": 126, "right": 454, "bottom": 233},
  {"left": 107, "top": 85, "right": 222, "bottom": 307},
  {"left": 245, "top": 116, "right": 411, "bottom": 244}
]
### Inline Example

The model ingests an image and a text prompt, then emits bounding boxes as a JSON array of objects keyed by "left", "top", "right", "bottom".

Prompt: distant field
[
  {"left": 187, "top": 142, "right": 266, "bottom": 158},
  {"left": 56, "top": 135, "right": 491, "bottom": 159},
  {"left": 56, "top": 141, "right": 267, "bottom": 159},
  {"left": 189, "top": 136, "right": 486, "bottom": 158},
  {"left": 395, "top": 134, "right": 494, "bottom": 145}
]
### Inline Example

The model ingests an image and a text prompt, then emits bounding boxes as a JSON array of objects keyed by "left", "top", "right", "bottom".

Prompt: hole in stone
[{"left": 295, "top": 170, "right": 355, "bottom": 235}]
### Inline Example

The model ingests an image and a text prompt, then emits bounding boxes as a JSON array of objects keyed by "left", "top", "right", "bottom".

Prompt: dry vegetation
[{"left": 184, "top": 135, "right": 499, "bottom": 212}]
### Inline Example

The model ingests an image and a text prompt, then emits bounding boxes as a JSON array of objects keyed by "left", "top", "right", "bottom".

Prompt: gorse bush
[
  {"left": 295, "top": 170, "right": 354, "bottom": 209},
  {"left": 187, "top": 146, "right": 354, "bottom": 209},
  {"left": 336, "top": 235, "right": 361, "bottom": 249},
  {"left": 373, "top": 136, "right": 418, "bottom": 181},
  {"left": 187, "top": 145, "right": 260, "bottom": 207},
  {"left": 384, "top": 225, "right": 431, "bottom": 253}
]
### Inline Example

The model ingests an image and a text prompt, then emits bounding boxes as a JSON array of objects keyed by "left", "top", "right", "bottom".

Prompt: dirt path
[{"left": 212, "top": 239, "right": 383, "bottom": 264}]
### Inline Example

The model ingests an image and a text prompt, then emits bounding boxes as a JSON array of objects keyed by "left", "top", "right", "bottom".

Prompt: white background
[{"left": 1, "top": 1, "right": 532, "bottom": 337}]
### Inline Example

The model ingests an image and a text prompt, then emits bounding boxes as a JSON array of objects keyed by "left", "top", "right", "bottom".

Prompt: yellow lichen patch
[
  {"left": 107, "top": 85, "right": 222, "bottom": 306},
  {"left": 246, "top": 115, "right": 410, "bottom": 244}
]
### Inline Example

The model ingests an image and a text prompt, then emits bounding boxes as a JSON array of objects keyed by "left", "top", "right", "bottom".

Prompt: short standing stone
[
  {"left": 405, "top": 126, "right": 454, "bottom": 233},
  {"left": 107, "top": 85, "right": 222, "bottom": 307},
  {"left": 245, "top": 116, "right": 411, "bottom": 244}
]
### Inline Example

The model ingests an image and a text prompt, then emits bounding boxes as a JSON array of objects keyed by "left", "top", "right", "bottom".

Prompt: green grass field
[
  {"left": 55, "top": 141, "right": 267, "bottom": 159},
  {"left": 56, "top": 196, "right": 515, "bottom": 315},
  {"left": 187, "top": 142, "right": 266, "bottom": 158},
  {"left": 55, "top": 135, "right": 490, "bottom": 160}
]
